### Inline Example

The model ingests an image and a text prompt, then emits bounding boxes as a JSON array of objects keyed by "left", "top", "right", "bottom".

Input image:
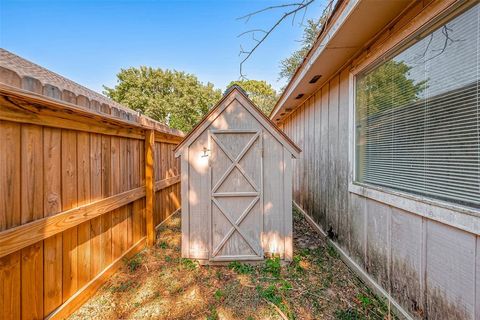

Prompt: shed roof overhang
[{"left": 270, "top": 0, "right": 414, "bottom": 123}]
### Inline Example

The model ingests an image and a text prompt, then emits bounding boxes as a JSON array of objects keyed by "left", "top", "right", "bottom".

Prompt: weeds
[
  {"left": 289, "top": 255, "right": 304, "bottom": 274},
  {"left": 335, "top": 308, "right": 364, "bottom": 320},
  {"left": 109, "top": 280, "right": 135, "bottom": 293},
  {"left": 228, "top": 261, "right": 254, "bottom": 275},
  {"left": 263, "top": 257, "right": 281, "bottom": 278},
  {"left": 126, "top": 253, "right": 143, "bottom": 272},
  {"left": 180, "top": 258, "right": 198, "bottom": 270},
  {"left": 357, "top": 294, "right": 372, "bottom": 309},
  {"left": 71, "top": 210, "right": 395, "bottom": 320},
  {"left": 214, "top": 289, "right": 224, "bottom": 301},
  {"left": 327, "top": 243, "right": 339, "bottom": 258},
  {"left": 206, "top": 306, "right": 218, "bottom": 320},
  {"left": 257, "top": 284, "right": 282, "bottom": 306},
  {"left": 157, "top": 241, "right": 168, "bottom": 249}
]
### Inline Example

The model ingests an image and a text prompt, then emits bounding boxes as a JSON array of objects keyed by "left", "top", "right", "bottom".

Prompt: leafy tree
[
  {"left": 356, "top": 60, "right": 428, "bottom": 114},
  {"left": 227, "top": 79, "right": 278, "bottom": 115},
  {"left": 104, "top": 66, "right": 221, "bottom": 132},
  {"left": 279, "top": 19, "right": 322, "bottom": 81}
]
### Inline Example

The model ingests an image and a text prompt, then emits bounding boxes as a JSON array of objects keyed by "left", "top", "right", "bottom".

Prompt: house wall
[
  {"left": 281, "top": 1, "right": 479, "bottom": 319},
  {"left": 182, "top": 96, "right": 293, "bottom": 262}
]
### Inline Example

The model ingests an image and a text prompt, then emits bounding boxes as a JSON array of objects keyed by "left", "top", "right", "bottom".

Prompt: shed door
[{"left": 209, "top": 129, "right": 263, "bottom": 261}]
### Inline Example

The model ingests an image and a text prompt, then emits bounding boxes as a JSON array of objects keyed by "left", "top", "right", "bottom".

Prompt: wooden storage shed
[{"left": 175, "top": 86, "right": 300, "bottom": 263}]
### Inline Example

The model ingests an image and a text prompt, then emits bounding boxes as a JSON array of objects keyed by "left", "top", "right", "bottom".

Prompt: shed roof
[{"left": 174, "top": 85, "right": 301, "bottom": 158}]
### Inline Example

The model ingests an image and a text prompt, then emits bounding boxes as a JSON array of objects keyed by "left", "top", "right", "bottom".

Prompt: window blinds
[{"left": 355, "top": 4, "right": 479, "bottom": 208}]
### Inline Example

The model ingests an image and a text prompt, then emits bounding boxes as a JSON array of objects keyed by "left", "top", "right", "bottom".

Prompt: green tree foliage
[
  {"left": 279, "top": 19, "right": 322, "bottom": 81},
  {"left": 103, "top": 66, "right": 221, "bottom": 132},
  {"left": 356, "top": 60, "right": 428, "bottom": 114},
  {"left": 227, "top": 79, "right": 278, "bottom": 115}
]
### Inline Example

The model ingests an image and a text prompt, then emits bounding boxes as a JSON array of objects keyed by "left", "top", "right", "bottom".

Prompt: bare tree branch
[
  {"left": 237, "top": 0, "right": 337, "bottom": 79},
  {"left": 408, "top": 24, "right": 464, "bottom": 65},
  {"left": 237, "top": 3, "right": 306, "bottom": 22},
  {"left": 238, "top": 0, "right": 316, "bottom": 79},
  {"left": 237, "top": 29, "right": 267, "bottom": 38}
]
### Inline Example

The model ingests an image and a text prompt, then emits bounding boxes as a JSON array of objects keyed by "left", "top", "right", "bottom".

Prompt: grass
[
  {"left": 70, "top": 210, "right": 395, "bottom": 320},
  {"left": 126, "top": 253, "right": 143, "bottom": 272},
  {"left": 228, "top": 261, "right": 254, "bottom": 275}
]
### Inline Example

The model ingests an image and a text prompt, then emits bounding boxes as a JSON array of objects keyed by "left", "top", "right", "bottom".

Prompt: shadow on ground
[{"left": 70, "top": 209, "right": 394, "bottom": 319}]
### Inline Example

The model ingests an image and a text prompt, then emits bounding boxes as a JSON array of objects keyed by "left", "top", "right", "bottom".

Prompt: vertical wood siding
[
  {"left": 0, "top": 80, "right": 181, "bottom": 319},
  {"left": 181, "top": 92, "right": 295, "bottom": 262},
  {"left": 281, "top": 70, "right": 479, "bottom": 319}
]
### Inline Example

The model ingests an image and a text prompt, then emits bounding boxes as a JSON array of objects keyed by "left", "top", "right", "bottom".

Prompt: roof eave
[{"left": 270, "top": 0, "right": 415, "bottom": 123}]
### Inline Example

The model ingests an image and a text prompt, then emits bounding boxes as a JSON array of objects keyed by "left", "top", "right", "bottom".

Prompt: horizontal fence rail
[{"left": 0, "top": 71, "right": 182, "bottom": 320}]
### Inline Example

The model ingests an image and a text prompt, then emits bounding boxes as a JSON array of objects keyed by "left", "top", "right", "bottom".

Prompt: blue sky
[{"left": 0, "top": 0, "right": 326, "bottom": 94}]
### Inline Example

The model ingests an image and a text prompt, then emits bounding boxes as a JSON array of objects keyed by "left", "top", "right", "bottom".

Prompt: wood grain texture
[
  {"left": 0, "top": 120, "right": 21, "bottom": 318},
  {"left": 0, "top": 94, "right": 145, "bottom": 140},
  {"left": 337, "top": 69, "right": 349, "bottom": 249},
  {"left": 181, "top": 90, "right": 295, "bottom": 262},
  {"left": 43, "top": 127, "right": 63, "bottom": 316},
  {"left": 426, "top": 220, "right": 476, "bottom": 319},
  {"left": 62, "top": 129, "right": 78, "bottom": 301},
  {"left": 77, "top": 132, "right": 92, "bottom": 289},
  {"left": 46, "top": 238, "right": 146, "bottom": 320},
  {"left": 90, "top": 133, "right": 102, "bottom": 278},
  {"left": 20, "top": 123, "right": 44, "bottom": 319},
  {"left": 145, "top": 130, "right": 155, "bottom": 246},
  {"left": 327, "top": 75, "right": 339, "bottom": 237},
  {"left": 319, "top": 83, "right": 329, "bottom": 230},
  {"left": 0, "top": 81, "right": 181, "bottom": 319},
  {"left": 0, "top": 186, "right": 146, "bottom": 259}
]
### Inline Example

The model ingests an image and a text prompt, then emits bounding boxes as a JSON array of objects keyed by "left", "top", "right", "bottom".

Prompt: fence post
[{"left": 145, "top": 129, "right": 155, "bottom": 246}]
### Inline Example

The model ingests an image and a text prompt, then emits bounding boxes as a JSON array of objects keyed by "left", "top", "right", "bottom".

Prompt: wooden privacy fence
[{"left": 0, "top": 67, "right": 182, "bottom": 319}]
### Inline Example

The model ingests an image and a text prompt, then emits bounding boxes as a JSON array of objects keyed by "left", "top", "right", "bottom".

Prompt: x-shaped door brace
[
  {"left": 210, "top": 131, "right": 262, "bottom": 257},
  {"left": 211, "top": 196, "right": 261, "bottom": 256},
  {"left": 210, "top": 132, "right": 260, "bottom": 194}
]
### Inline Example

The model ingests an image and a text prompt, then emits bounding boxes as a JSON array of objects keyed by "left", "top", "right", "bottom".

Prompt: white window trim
[{"left": 346, "top": 15, "right": 480, "bottom": 235}]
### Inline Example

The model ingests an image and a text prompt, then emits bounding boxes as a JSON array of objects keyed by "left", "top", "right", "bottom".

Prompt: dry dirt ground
[{"left": 70, "top": 209, "right": 395, "bottom": 319}]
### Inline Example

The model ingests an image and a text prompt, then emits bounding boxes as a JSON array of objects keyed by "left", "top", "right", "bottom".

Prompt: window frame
[{"left": 347, "top": 0, "right": 480, "bottom": 232}]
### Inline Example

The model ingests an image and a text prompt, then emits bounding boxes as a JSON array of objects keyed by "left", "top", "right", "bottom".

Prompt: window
[{"left": 355, "top": 4, "right": 479, "bottom": 208}]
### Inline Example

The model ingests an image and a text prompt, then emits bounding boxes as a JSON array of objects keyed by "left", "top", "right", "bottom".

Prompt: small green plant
[
  {"left": 206, "top": 306, "right": 219, "bottom": 320},
  {"left": 334, "top": 308, "right": 364, "bottom": 320},
  {"left": 110, "top": 280, "right": 135, "bottom": 293},
  {"left": 215, "top": 269, "right": 224, "bottom": 279},
  {"left": 312, "top": 248, "right": 325, "bottom": 266},
  {"left": 289, "top": 255, "right": 304, "bottom": 274},
  {"left": 127, "top": 253, "right": 143, "bottom": 272},
  {"left": 257, "top": 284, "right": 282, "bottom": 306},
  {"left": 214, "top": 289, "right": 224, "bottom": 301},
  {"left": 180, "top": 258, "right": 198, "bottom": 270},
  {"left": 298, "top": 248, "right": 310, "bottom": 257},
  {"left": 357, "top": 294, "right": 372, "bottom": 309},
  {"left": 327, "top": 243, "right": 339, "bottom": 258},
  {"left": 228, "top": 261, "right": 254, "bottom": 274},
  {"left": 263, "top": 257, "right": 281, "bottom": 278},
  {"left": 157, "top": 241, "right": 168, "bottom": 249},
  {"left": 279, "top": 279, "right": 292, "bottom": 292}
]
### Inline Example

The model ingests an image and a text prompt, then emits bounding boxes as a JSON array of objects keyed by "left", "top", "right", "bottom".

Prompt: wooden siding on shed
[{"left": 181, "top": 91, "right": 295, "bottom": 262}]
